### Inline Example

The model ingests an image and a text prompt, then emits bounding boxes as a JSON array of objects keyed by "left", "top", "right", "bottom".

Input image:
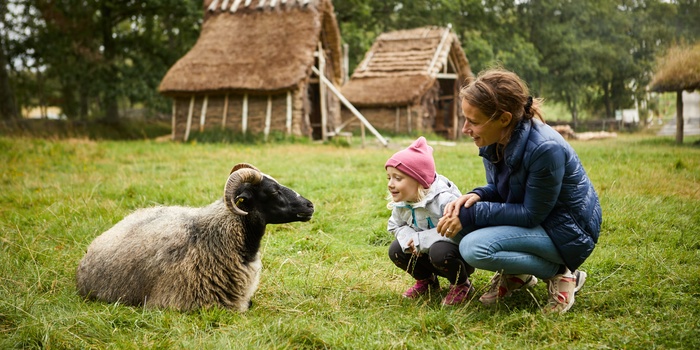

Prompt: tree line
[{"left": 1, "top": 0, "right": 698, "bottom": 126}]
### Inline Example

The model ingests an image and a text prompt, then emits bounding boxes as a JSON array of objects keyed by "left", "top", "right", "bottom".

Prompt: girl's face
[
  {"left": 461, "top": 99, "right": 512, "bottom": 148},
  {"left": 386, "top": 166, "right": 422, "bottom": 203}
]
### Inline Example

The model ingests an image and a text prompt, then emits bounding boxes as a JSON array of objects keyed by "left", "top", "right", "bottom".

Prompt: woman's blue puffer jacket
[{"left": 472, "top": 119, "right": 602, "bottom": 271}]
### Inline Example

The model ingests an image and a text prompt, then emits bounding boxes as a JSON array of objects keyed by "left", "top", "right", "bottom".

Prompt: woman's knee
[{"left": 459, "top": 234, "right": 491, "bottom": 267}]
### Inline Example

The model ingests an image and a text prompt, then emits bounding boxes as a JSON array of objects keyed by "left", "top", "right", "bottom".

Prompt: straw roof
[
  {"left": 159, "top": 0, "right": 342, "bottom": 96},
  {"left": 649, "top": 42, "right": 700, "bottom": 92},
  {"left": 341, "top": 26, "right": 472, "bottom": 107}
]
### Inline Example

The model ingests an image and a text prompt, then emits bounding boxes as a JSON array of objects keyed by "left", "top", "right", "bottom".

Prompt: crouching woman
[{"left": 437, "top": 68, "right": 602, "bottom": 314}]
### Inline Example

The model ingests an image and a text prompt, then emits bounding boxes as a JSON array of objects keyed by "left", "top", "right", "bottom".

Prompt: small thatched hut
[
  {"left": 649, "top": 42, "right": 700, "bottom": 144},
  {"left": 159, "top": 0, "right": 343, "bottom": 141},
  {"left": 340, "top": 25, "right": 473, "bottom": 139}
]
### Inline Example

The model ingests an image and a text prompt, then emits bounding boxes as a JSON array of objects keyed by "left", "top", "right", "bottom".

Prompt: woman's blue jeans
[{"left": 459, "top": 225, "right": 564, "bottom": 280}]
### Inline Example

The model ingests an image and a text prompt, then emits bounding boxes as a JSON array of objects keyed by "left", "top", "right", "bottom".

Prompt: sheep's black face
[{"left": 235, "top": 175, "right": 314, "bottom": 224}]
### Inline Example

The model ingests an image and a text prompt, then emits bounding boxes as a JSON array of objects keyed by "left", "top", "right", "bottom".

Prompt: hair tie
[{"left": 524, "top": 96, "right": 533, "bottom": 115}]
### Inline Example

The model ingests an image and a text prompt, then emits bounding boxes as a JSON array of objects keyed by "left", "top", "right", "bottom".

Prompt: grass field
[{"left": 1, "top": 133, "right": 699, "bottom": 349}]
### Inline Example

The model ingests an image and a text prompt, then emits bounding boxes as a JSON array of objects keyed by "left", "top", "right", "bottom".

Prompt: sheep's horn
[
  {"left": 224, "top": 165, "right": 263, "bottom": 216},
  {"left": 229, "top": 163, "right": 260, "bottom": 174}
]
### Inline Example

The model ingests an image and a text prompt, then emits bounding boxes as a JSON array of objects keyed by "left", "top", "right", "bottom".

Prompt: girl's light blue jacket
[{"left": 388, "top": 174, "right": 462, "bottom": 253}]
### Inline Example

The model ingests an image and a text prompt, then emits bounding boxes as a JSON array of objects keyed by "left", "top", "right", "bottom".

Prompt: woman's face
[
  {"left": 461, "top": 99, "right": 511, "bottom": 148},
  {"left": 386, "top": 166, "right": 422, "bottom": 203}
]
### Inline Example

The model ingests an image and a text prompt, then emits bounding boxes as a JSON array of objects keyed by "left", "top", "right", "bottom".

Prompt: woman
[{"left": 437, "top": 68, "right": 602, "bottom": 314}]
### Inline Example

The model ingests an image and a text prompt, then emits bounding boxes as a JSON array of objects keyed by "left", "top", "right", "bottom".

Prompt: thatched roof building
[
  {"left": 340, "top": 25, "right": 473, "bottom": 139},
  {"left": 159, "top": 0, "right": 344, "bottom": 141},
  {"left": 649, "top": 42, "right": 700, "bottom": 143}
]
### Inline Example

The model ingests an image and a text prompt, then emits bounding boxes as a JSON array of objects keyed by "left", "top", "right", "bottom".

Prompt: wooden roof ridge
[{"left": 207, "top": 0, "right": 314, "bottom": 13}]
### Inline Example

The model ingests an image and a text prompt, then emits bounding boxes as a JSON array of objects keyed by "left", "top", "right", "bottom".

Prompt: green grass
[{"left": 1, "top": 134, "right": 699, "bottom": 349}]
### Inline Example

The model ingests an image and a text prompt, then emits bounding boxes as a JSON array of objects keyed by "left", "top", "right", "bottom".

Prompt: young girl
[{"left": 385, "top": 137, "right": 475, "bottom": 305}]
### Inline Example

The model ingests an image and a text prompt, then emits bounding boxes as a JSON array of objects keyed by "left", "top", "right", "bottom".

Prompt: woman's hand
[
  {"left": 437, "top": 216, "right": 463, "bottom": 238},
  {"left": 443, "top": 193, "right": 481, "bottom": 217}
]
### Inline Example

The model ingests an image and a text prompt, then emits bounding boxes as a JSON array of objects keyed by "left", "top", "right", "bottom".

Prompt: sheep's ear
[
  {"left": 234, "top": 193, "right": 252, "bottom": 210},
  {"left": 230, "top": 163, "right": 260, "bottom": 175}
]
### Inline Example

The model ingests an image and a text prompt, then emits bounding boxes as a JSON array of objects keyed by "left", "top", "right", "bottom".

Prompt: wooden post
[
  {"left": 242, "top": 93, "right": 248, "bottom": 134},
  {"left": 395, "top": 107, "right": 400, "bottom": 133},
  {"left": 361, "top": 122, "right": 366, "bottom": 148},
  {"left": 407, "top": 106, "right": 412, "bottom": 134},
  {"left": 184, "top": 96, "right": 195, "bottom": 142},
  {"left": 264, "top": 95, "right": 272, "bottom": 141},
  {"left": 171, "top": 99, "right": 176, "bottom": 141},
  {"left": 286, "top": 91, "right": 292, "bottom": 135},
  {"left": 318, "top": 42, "right": 328, "bottom": 141},
  {"left": 676, "top": 90, "right": 684, "bottom": 144},
  {"left": 222, "top": 93, "right": 229, "bottom": 130},
  {"left": 199, "top": 95, "right": 208, "bottom": 132}
]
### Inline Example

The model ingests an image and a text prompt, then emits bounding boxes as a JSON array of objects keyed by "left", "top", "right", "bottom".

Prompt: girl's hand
[
  {"left": 407, "top": 238, "right": 420, "bottom": 256},
  {"left": 437, "top": 216, "right": 463, "bottom": 238},
  {"left": 443, "top": 193, "right": 481, "bottom": 217}
]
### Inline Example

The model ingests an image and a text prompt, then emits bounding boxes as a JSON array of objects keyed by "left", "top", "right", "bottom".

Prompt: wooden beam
[
  {"left": 264, "top": 95, "right": 272, "bottom": 141},
  {"left": 208, "top": 0, "right": 220, "bottom": 11},
  {"left": 428, "top": 24, "right": 452, "bottom": 77},
  {"left": 311, "top": 66, "right": 388, "bottom": 146},
  {"left": 407, "top": 106, "right": 412, "bottom": 134},
  {"left": 230, "top": 0, "right": 242, "bottom": 12},
  {"left": 318, "top": 42, "right": 328, "bottom": 141},
  {"left": 184, "top": 96, "right": 195, "bottom": 142},
  {"left": 222, "top": 93, "right": 229, "bottom": 130},
  {"left": 286, "top": 91, "right": 292, "bottom": 135},
  {"left": 221, "top": 0, "right": 230, "bottom": 10},
  {"left": 436, "top": 73, "right": 458, "bottom": 79},
  {"left": 395, "top": 107, "right": 400, "bottom": 133},
  {"left": 170, "top": 99, "right": 176, "bottom": 141},
  {"left": 242, "top": 93, "right": 248, "bottom": 134},
  {"left": 199, "top": 95, "right": 208, "bottom": 132},
  {"left": 676, "top": 90, "right": 684, "bottom": 144}
]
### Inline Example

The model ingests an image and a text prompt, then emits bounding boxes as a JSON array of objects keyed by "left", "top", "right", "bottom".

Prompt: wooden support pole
[
  {"left": 407, "top": 106, "right": 412, "bottom": 134},
  {"left": 395, "top": 107, "right": 400, "bottom": 133},
  {"left": 222, "top": 93, "right": 229, "bottom": 130},
  {"left": 171, "top": 99, "right": 176, "bottom": 141},
  {"left": 676, "top": 90, "right": 684, "bottom": 144},
  {"left": 199, "top": 95, "right": 208, "bottom": 132},
  {"left": 184, "top": 96, "right": 195, "bottom": 142},
  {"left": 318, "top": 42, "right": 328, "bottom": 141},
  {"left": 242, "top": 93, "right": 248, "bottom": 134},
  {"left": 264, "top": 95, "right": 272, "bottom": 141},
  {"left": 311, "top": 66, "right": 388, "bottom": 146},
  {"left": 286, "top": 91, "right": 292, "bottom": 135}
]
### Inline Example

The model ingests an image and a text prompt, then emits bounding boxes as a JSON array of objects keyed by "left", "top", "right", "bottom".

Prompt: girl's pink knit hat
[{"left": 385, "top": 137, "right": 436, "bottom": 189}]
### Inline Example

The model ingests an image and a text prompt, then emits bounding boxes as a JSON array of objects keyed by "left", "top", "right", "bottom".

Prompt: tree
[{"left": 0, "top": 0, "right": 18, "bottom": 120}]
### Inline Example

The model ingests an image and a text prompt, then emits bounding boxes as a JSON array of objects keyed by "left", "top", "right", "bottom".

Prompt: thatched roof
[
  {"left": 649, "top": 42, "right": 700, "bottom": 92},
  {"left": 341, "top": 26, "right": 473, "bottom": 107},
  {"left": 159, "top": 0, "right": 342, "bottom": 96}
]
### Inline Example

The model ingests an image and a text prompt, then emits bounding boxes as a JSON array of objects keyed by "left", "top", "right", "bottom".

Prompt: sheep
[{"left": 76, "top": 163, "right": 314, "bottom": 312}]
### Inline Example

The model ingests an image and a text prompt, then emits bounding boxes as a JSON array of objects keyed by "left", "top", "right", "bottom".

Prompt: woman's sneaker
[
  {"left": 442, "top": 280, "right": 475, "bottom": 306},
  {"left": 479, "top": 272, "right": 538, "bottom": 305},
  {"left": 544, "top": 272, "right": 578, "bottom": 314},
  {"left": 573, "top": 270, "right": 587, "bottom": 293},
  {"left": 403, "top": 276, "right": 440, "bottom": 298}
]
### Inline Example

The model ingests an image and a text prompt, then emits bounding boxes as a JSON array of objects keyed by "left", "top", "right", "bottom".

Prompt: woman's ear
[{"left": 498, "top": 111, "right": 513, "bottom": 126}]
